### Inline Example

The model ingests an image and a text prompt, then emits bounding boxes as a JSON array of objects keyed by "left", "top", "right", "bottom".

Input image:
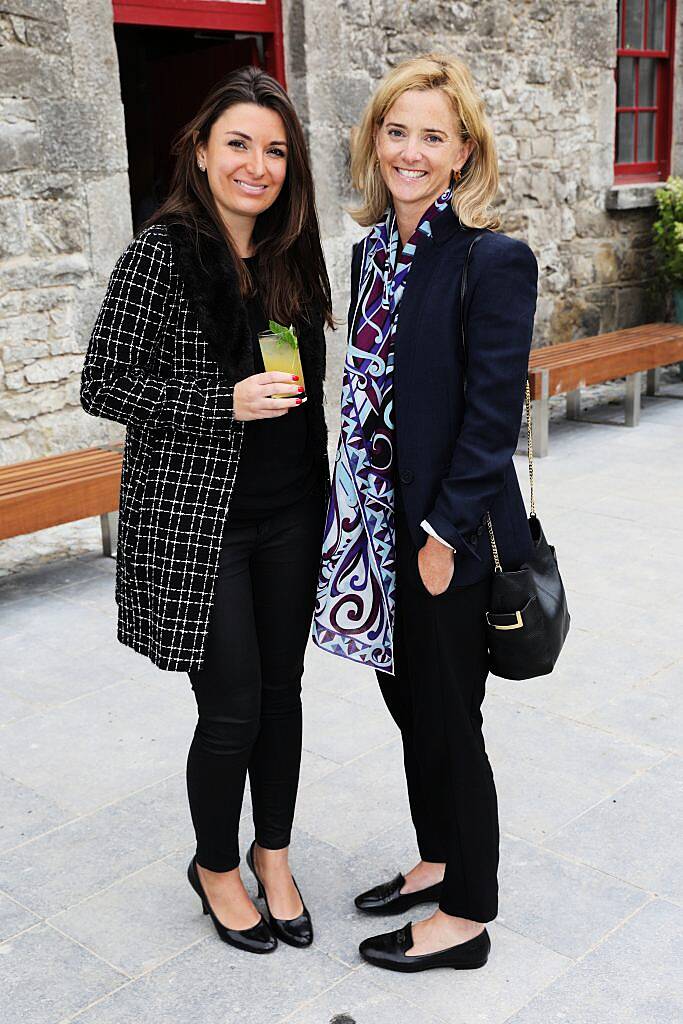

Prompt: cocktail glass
[{"left": 258, "top": 330, "right": 305, "bottom": 399}]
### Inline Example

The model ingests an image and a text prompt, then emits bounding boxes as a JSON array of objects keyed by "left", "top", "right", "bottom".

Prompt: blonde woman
[{"left": 314, "top": 55, "right": 538, "bottom": 972}]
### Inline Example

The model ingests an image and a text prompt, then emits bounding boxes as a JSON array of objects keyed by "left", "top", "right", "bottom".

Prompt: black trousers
[
  {"left": 376, "top": 495, "right": 498, "bottom": 922},
  {"left": 186, "top": 490, "right": 324, "bottom": 872}
]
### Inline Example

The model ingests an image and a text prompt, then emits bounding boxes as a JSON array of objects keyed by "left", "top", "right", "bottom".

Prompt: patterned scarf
[{"left": 312, "top": 184, "right": 454, "bottom": 672}]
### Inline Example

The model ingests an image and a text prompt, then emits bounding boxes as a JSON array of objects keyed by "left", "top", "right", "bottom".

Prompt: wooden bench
[
  {"left": 528, "top": 323, "right": 683, "bottom": 456},
  {"left": 0, "top": 447, "right": 123, "bottom": 557}
]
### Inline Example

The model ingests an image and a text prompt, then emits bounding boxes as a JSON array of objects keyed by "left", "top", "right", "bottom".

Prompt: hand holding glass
[{"left": 258, "top": 328, "right": 305, "bottom": 399}]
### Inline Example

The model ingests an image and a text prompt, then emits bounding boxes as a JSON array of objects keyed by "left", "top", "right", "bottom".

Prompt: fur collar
[
  {"left": 164, "top": 219, "right": 254, "bottom": 382},
  {"left": 162, "top": 218, "right": 327, "bottom": 416}
]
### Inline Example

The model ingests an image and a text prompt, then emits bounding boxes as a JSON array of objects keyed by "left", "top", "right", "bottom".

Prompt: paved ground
[{"left": 0, "top": 380, "right": 681, "bottom": 1024}]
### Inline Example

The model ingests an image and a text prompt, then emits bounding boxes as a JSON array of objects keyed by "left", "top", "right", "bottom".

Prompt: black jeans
[
  {"left": 376, "top": 494, "right": 498, "bottom": 922},
  {"left": 186, "top": 490, "right": 324, "bottom": 872}
]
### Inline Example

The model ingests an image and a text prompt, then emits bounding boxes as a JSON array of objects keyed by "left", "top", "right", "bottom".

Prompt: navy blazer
[{"left": 349, "top": 206, "right": 539, "bottom": 588}]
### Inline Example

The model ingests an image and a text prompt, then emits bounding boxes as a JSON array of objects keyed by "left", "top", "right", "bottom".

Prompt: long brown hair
[{"left": 147, "top": 66, "right": 333, "bottom": 329}]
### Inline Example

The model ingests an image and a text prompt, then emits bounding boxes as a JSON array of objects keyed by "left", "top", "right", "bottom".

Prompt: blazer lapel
[
  {"left": 393, "top": 235, "right": 441, "bottom": 394},
  {"left": 165, "top": 219, "right": 254, "bottom": 382}
]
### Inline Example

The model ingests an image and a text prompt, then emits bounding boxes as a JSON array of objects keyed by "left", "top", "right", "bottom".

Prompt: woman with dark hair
[{"left": 81, "top": 67, "right": 333, "bottom": 955}]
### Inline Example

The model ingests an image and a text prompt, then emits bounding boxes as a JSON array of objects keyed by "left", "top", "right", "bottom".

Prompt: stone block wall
[
  {"left": 0, "top": 0, "right": 130, "bottom": 464},
  {"left": 1, "top": 0, "right": 681, "bottom": 462},
  {"left": 287, "top": 0, "right": 683, "bottom": 426}
]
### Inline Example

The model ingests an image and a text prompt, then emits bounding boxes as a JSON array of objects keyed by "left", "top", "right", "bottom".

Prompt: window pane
[
  {"left": 646, "top": 0, "right": 667, "bottom": 50},
  {"left": 637, "top": 111, "right": 656, "bottom": 161},
  {"left": 638, "top": 58, "right": 657, "bottom": 106},
  {"left": 624, "top": 0, "right": 644, "bottom": 48},
  {"left": 618, "top": 57, "right": 636, "bottom": 105},
  {"left": 617, "top": 112, "right": 635, "bottom": 162}
]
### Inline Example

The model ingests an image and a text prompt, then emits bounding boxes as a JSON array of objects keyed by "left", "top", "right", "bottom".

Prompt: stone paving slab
[
  {"left": 0, "top": 685, "right": 37, "bottom": 725},
  {"left": 292, "top": 740, "right": 411, "bottom": 853},
  {"left": 546, "top": 754, "right": 683, "bottom": 905},
  {"left": 49, "top": 860, "right": 210, "bottom": 978},
  {"left": 496, "top": 834, "right": 650, "bottom": 958},
  {"left": 301, "top": 685, "right": 397, "bottom": 765},
  {"left": 0, "top": 678, "right": 194, "bottom": 814},
  {"left": 504, "top": 898, "right": 683, "bottom": 1024},
  {"left": 583, "top": 660, "right": 683, "bottom": 753},
  {"left": 0, "top": 891, "right": 40, "bottom": 942},
  {"left": 485, "top": 694, "right": 665, "bottom": 843},
  {"left": 71, "top": 938, "right": 347, "bottom": 1024},
  {"left": 278, "top": 968, "right": 444, "bottom": 1024},
  {"left": 1, "top": 634, "right": 139, "bottom": 706},
  {"left": 0, "top": 387, "right": 681, "bottom": 1023},
  {"left": 0, "top": 923, "right": 126, "bottom": 1024},
  {"left": 0, "top": 774, "right": 194, "bottom": 917},
  {"left": 0, "top": 772, "right": 73, "bottom": 852}
]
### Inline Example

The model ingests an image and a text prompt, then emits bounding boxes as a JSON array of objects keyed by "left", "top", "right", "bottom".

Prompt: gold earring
[{"left": 453, "top": 168, "right": 462, "bottom": 182}]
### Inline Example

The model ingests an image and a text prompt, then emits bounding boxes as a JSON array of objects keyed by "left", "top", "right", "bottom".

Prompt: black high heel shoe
[
  {"left": 187, "top": 856, "right": 277, "bottom": 954},
  {"left": 246, "top": 840, "right": 313, "bottom": 948}
]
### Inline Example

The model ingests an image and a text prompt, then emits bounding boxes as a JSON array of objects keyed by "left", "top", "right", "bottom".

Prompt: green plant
[
  {"left": 653, "top": 176, "right": 683, "bottom": 289},
  {"left": 268, "top": 320, "right": 298, "bottom": 350}
]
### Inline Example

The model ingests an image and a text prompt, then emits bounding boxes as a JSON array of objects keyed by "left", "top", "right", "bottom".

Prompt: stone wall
[
  {"left": 289, "top": 0, "right": 683, "bottom": 427},
  {"left": 0, "top": 0, "right": 129, "bottom": 464},
  {"left": 1, "top": 0, "right": 681, "bottom": 463}
]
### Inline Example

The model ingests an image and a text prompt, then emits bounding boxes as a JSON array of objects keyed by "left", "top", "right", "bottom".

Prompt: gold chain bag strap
[
  {"left": 485, "top": 381, "right": 535, "bottom": 571},
  {"left": 461, "top": 234, "right": 570, "bottom": 680}
]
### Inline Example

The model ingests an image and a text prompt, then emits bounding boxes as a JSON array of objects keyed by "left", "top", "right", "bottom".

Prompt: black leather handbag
[{"left": 462, "top": 236, "right": 570, "bottom": 680}]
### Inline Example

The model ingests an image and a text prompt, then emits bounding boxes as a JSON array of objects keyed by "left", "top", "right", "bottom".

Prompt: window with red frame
[{"left": 615, "top": 0, "right": 677, "bottom": 183}]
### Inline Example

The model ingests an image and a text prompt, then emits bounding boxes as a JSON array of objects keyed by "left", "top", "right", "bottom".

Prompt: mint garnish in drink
[{"left": 269, "top": 320, "right": 298, "bottom": 350}]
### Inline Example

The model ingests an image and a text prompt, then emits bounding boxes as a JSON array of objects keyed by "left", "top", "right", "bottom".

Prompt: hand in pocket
[{"left": 417, "top": 537, "right": 455, "bottom": 596}]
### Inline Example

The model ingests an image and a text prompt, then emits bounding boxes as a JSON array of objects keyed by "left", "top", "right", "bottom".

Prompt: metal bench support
[
  {"left": 100, "top": 512, "right": 119, "bottom": 558},
  {"left": 624, "top": 372, "right": 642, "bottom": 427},
  {"left": 531, "top": 369, "right": 550, "bottom": 457},
  {"left": 646, "top": 367, "right": 660, "bottom": 395},
  {"left": 566, "top": 388, "right": 581, "bottom": 420}
]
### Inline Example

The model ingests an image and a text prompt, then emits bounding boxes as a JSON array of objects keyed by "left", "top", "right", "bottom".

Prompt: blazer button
[{"left": 400, "top": 469, "right": 414, "bottom": 484}]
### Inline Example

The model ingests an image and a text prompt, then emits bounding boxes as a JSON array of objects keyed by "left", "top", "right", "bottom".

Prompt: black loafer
[
  {"left": 246, "top": 840, "right": 314, "bottom": 948},
  {"left": 187, "top": 857, "right": 277, "bottom": 953},
  {"left": 359, "top": 921, "right": 490, "bottom": 973},
  {"left": 354, "top": 873, "right": 443, "bottom": 915}
]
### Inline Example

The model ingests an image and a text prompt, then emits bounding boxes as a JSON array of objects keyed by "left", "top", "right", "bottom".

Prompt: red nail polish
[
  {"left": 298, "top": 387, "right": 304, "bottom": 393},
  {"left": 296, "top": 398, "right": 302, "bottom": 404},
  {"left": 292, "top": 375, "right": 299, "bottom": 381}
]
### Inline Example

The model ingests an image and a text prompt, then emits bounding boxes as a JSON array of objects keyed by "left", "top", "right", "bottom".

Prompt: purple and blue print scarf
[{"left": 312, "top": 185, "right": 453, "bottom": 672}]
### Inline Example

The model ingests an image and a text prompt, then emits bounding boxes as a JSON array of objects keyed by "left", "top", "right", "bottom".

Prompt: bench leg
[
  {"left": 531, "top": 370, "right": 550, "bottom": 457},
  {"left": 625, "top": 372, "right": 642, "bottom": 427},
  {"left": 100, "top": 512, "right": 119, "bottom": 558},
  {"left": 646, "top": 367, "right": 660, "bottom": 396},
  {"left": 566, "top": 388, "right": 581, "bottom": 420}
]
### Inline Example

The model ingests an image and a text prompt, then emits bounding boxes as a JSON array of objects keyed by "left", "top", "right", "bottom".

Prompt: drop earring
[{"left": 453, "top": 168, "right": 462, "bottom": 183}]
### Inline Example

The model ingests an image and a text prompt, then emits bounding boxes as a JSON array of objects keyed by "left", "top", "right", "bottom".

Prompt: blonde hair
[{"left": 350, "top": 53, "right": 500, "bottom": 230}]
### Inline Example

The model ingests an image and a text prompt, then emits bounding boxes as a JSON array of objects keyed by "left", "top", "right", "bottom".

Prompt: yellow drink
[{"left": 258, "top": 330, "right": 305, "bottom": 398}]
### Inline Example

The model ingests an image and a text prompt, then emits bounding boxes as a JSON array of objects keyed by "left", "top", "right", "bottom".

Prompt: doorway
[{"left": 115, "top": 23, "right": 264, "bottom": 229}]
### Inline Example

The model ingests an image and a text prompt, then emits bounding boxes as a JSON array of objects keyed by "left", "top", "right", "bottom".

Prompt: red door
[
  {"left": 112, "top": 0, "right": 286, "bottom": 226},
  {"left": 113, "top": 1, "right": 285, "bottom": 82}
]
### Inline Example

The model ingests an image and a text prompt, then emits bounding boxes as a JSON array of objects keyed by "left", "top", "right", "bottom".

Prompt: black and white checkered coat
[{"left": 81, "top": 220, "right": 329, "bottom": 671}]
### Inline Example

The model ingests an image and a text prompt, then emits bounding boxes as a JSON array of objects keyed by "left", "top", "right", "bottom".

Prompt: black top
[{"left": 228, "top": 256, "right": 317, "bottom": 523}]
